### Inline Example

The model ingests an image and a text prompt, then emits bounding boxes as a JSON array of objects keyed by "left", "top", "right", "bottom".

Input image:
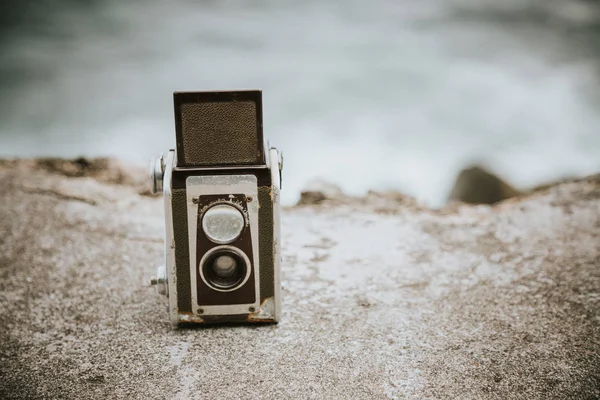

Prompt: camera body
[{"left": 150, "top": 90, "right": 282, "bottom": 327}]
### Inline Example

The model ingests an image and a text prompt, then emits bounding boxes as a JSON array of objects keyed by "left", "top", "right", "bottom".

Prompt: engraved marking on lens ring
[
  {"left": 201, "top": 202, "right": 246, "bottom": 244},
  {"left": 198, "top": 246, "right": 252, "bottom": 292}
]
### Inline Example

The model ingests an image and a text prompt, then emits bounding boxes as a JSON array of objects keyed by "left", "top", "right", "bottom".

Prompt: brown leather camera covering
[
  {"left": 173, "top": 91, "right": 265, "bottom": 167},
  {"left": 194, "top": 194, "right": 256, "bottom": 306}
]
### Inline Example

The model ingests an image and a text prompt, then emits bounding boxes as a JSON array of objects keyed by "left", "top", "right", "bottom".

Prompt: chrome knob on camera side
[
  {"left": 149, "top": 153, "right": 165, "bottom": 195},
  {"left": 150, "top": 265, "right": 168, "bottom": 297}
]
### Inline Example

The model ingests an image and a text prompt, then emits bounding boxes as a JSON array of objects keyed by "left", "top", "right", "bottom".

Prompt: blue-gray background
[{"left": 1, "top": 0, "right": 599, "bottom": 206}]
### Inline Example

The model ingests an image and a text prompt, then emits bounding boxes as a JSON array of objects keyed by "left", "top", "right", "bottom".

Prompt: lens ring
[
  {"left": 198, "top": 246, "right": 252, "bottom": 292},
  {"left": 206, "top": 252, "right": 244, "bottom": 288}
]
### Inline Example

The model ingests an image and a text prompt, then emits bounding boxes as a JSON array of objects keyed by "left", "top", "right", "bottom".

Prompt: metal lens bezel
[{"left": 198, "top": 245, "right": 252, "bottom": 292}]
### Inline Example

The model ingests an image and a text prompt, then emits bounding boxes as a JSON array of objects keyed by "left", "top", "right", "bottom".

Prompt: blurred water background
[{"left": 1, "top": 0, "right": 599, "bottom": 206}]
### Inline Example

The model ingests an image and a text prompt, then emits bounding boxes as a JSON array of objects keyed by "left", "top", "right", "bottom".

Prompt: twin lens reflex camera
[{"left": 149, "top": 90, "right": 282, "bottom": 327}]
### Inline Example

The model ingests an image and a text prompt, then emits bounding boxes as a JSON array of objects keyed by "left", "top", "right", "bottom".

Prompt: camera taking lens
[
  {"left": 201, "top": 247, "right": 248, "bottom": 291},
  {"left": 213, "top": 254, "right": 237, "bottom": 278}
]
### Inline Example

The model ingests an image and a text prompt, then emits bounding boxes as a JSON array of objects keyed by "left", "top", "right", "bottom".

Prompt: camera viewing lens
[
  {"left": 201, "top": 249, "right": 248, "bottom": 291},
  {"left": 202, "top": 204, "right": 245, "bottom": 244}
]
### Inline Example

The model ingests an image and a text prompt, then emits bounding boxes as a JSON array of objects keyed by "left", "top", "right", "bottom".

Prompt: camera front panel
[
  {"left": 185, "top": 175, "right": 260, "bottom": 316},
  {"left": 195, "top": 193, "right": 256, "bottom": 306}
]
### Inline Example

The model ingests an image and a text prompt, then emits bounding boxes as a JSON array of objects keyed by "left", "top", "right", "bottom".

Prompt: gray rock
[
  {"left": 296, "top": 179, "right": 345, "bottom": 205},
  {"left": 1, "top": 159, "right": 599, "bottom": 399},
  {"left": 448, "top": 165, "right": 523, "bottom": 205}
]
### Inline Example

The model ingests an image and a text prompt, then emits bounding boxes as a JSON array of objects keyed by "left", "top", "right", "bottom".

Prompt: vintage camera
[{"left": 149, "top": 90, "right": 282, "bottom": 327}]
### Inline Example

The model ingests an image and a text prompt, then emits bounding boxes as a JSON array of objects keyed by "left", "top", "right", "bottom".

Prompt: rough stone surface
[{"left": 0, "top": 159, "right": 599, "bottom": 399}]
